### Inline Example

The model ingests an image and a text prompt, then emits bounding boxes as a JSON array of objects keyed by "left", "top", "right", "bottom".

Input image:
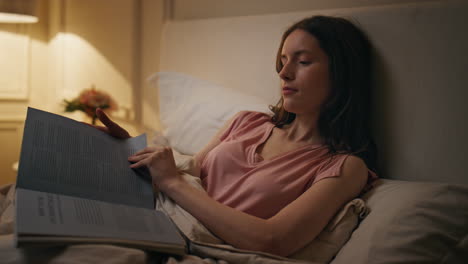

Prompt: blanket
[
  {"left": 0, "top": 154, "right": 369, "bottom": 264},
  {"left": 0, "top": 184, "right": 309, "bottom": 264}
]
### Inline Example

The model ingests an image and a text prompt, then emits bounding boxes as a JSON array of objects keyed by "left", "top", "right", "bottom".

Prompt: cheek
[
  {"left": 303, "top": 70, "right": 330, "bottom": 99},
  {"left": 297, "top": 71, "right": 331, "bottom": 111},
  {"left": 282, "top": 66, "right": 331, "bottom": 113}
]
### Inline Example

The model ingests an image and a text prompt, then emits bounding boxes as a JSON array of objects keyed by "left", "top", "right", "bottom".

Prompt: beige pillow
[
  {"left": 331, "top": 179, "right": 468, "bottom": 264},
  {"left": 289, "top": 198, "right": 368, "bottom": 263}
]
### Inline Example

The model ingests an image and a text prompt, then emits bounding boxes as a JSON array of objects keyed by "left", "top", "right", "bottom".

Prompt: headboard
[{"left": 159, "top": 0, "right": 468, "bottom": 185}]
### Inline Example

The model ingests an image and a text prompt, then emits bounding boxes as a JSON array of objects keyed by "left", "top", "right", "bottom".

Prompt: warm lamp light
[{"left": 0, "top": 0, "right": 38, "bottom": 23}]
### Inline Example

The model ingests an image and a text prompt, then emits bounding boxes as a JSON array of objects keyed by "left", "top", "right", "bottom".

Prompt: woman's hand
[
  {"left": 128, "top": 146, "right": 182, "bottom": 191},
  {"left": 89, "top": 108, "right": 131, "bottom": 139}
]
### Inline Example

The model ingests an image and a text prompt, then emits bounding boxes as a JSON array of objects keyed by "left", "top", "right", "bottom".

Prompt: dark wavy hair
[{"left": 270, "top": 15, "right": 377, "bottom": 172}]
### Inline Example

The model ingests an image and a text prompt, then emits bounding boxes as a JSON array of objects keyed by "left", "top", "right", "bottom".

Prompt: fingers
[
  {"left": 131, "top": 146, "right": 173, "bottom": 157},
  {"left": 129, "top": 155, "right": 151, "bottom": 168},
  {"left": 96, "top": 108, "right": 131, "bottom": 139},
  {"left": 128, "top": 151, "right": 164, "bottom": 168},
  {"left": 128, "top": 153, "right": 152, "bottom": 164},
  {"left": 94, "top": 126, "right": 110, "bottom": 133},
  {"left": 96, "top": 108, "right": 114, "bottom": 128},
  {"left": 129, "top": 146, "right": 169, "bottom": 161},
  {"left": 81, "top": 121, "right": 110, "bottom": 133},
  {"left": 128, "top": 147, "right": 173, "bottom": 168},
  {"left": 132, "top": 146, "right": 159, "bottom": 156}
]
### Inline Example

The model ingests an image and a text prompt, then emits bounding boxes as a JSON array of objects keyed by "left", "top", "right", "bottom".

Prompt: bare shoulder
[
  {"left": 308, "top": 155, "right": 368, "bottom": 200},
  {"left": 342, "top": 155, "right": 367, "bottom": 179},
  {"left": 338, "top": 155, "right": 368, "bottom": 194}
]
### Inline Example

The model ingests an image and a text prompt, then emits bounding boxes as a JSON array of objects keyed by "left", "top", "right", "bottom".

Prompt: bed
[{"left": 2, "top": 0, "right": 468, "bottom": 263}]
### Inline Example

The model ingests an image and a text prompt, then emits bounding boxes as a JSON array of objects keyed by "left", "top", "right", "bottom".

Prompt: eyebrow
[{"left": 281, "top": 50, "right": 313, "bottom": 58}]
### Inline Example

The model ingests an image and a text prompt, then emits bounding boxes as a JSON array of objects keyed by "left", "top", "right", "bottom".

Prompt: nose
[{"left": 279, "top": 62, "right": 295, "bottom": 81}]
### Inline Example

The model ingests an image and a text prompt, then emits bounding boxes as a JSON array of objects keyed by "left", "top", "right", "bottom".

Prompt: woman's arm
[{"left": 129, "top": 146, "right": 368, "bottom": 256}]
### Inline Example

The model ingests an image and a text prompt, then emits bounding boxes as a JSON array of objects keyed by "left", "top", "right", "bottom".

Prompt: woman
[{"left": 94, "top": 16, "right": 377, "bottom": 257}]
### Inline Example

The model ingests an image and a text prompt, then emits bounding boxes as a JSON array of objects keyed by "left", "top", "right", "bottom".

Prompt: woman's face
[{"left": 279, "top": 29, "right": 330, "bottom": 115}]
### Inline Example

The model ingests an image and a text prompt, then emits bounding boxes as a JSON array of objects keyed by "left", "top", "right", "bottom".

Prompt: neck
[{"left": 282, "top": 112, "right": 323, "bottom": 145}]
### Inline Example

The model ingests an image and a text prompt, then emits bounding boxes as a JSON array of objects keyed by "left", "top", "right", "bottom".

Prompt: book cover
[{"left": 15, "top": 107, "right": 186, "bottom": 255}]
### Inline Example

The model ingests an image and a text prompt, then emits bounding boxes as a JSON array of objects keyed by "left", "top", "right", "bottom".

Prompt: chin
[
  {"left": 283, "top": 104, "right": 318, "bottom": 116},
  {"left": 282, "top": 102, "right": 299, "bottom": 114}
]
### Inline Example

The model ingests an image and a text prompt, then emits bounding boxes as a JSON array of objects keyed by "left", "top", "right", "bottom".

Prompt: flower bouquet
[{"left": 63, "top": 86, "right": 118, "bottom": 125}]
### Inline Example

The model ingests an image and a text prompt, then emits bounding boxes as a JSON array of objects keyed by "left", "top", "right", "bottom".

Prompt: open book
[{"left": 15, "top": 107, "right": 186, "bottom": 255}]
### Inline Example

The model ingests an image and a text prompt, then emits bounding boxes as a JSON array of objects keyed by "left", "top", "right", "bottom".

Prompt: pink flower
[{"left": 63, "top": 85, "right": 118, "bottom": 124}]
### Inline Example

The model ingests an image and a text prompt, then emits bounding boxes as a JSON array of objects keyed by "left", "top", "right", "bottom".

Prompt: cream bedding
[
  {"left": 1, "top": 183, "right": 198, "bottom": 264},
  {"left": 0, "top": 153, "right": 368, "bottom": 264}
]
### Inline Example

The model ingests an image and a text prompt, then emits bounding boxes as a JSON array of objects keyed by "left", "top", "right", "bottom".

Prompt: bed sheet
[
  {"left": 0, "top": 183, "right": 228, "bottom": 264},
  {"left": 0, "top": 155, "right": 312, "bottom": 264}
]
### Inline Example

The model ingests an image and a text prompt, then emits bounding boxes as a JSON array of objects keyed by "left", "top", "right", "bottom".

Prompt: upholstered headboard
[{"left": 160, "top": 0, "right": 468, "bottom": 185}]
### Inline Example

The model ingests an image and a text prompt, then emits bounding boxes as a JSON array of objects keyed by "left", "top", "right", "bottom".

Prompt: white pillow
[{"left": 148, "top": 72, "right": 271, "bottom": 155}]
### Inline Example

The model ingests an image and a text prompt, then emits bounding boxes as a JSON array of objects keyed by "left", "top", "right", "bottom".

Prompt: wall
[
  {"left": 48, "top": 0, "right": 139, "bottom": 129},
  {"left": 0, "top": 0, "right": 49, "bottom": 185},
  {"left": 140, "top": 0, "right": 165, "bottom": 134},
  {"left": 0, "top": 0, "right": 165, "bottom": 185},
  {"left": 172, "top": 0, "right": 434, "bottom": 20},
  {"left": 49, "top": 0, "right": 165, "bottom": 135},
  {"left": 0, "top": 0, "right": 437, "bottom": 186}
]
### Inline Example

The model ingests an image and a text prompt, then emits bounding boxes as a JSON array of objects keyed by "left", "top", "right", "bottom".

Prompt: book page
[
  {"left": 16, "top": 108, "right": 154, "bottom": 209},
  {"left": 16, "top": 188, "right": 185, "bottom": 248}
]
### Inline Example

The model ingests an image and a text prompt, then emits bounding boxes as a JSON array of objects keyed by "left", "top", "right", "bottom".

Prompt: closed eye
[{"left": 299, "top": 61, "right": 312, "bottom": 65}]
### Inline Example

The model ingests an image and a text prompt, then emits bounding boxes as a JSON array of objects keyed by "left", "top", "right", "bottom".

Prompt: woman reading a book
[{"left": 93, "top": 16, "right": 377, "bottom": 257}]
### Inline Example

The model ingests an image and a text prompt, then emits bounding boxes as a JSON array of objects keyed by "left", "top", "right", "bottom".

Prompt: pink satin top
[{"left": 200, "top": 111, "right": 377, "bottom": 219}]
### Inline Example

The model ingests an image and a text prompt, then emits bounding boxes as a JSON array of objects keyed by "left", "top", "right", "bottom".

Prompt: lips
[{"left": 282, "top": 87, "right": 298, "bottom": 95}]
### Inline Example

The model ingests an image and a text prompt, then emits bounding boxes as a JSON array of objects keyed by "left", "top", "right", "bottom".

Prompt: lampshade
[{"left": 0, "top": 0, "right": 38, "bottom": 23}]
